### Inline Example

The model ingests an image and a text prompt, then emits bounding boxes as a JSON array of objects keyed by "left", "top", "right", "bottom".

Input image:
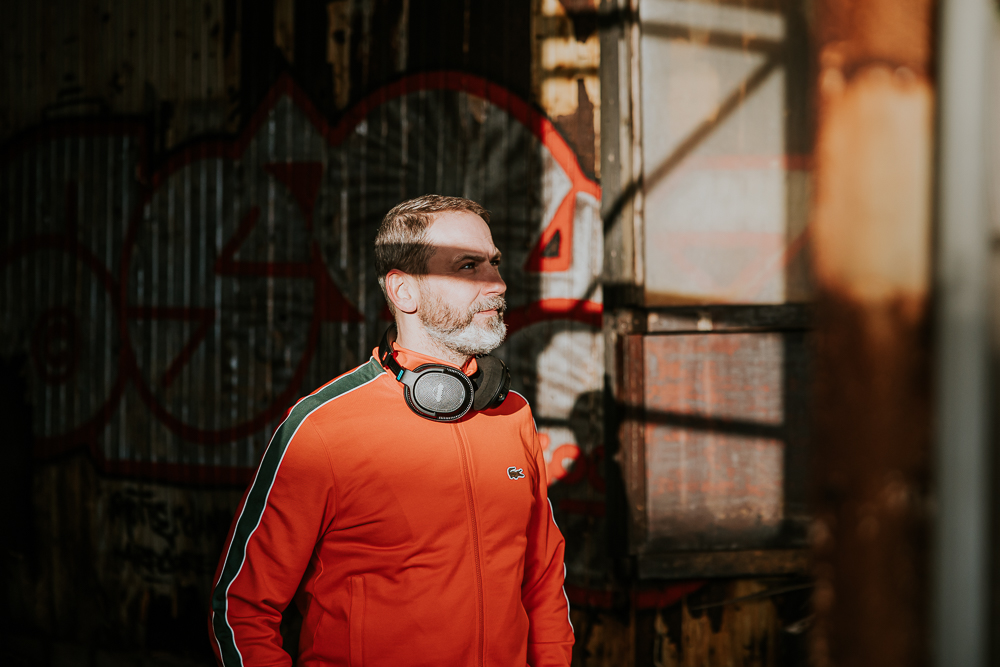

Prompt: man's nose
[{"left": 484, "top": 263, "right": 506, "bottom": 296}]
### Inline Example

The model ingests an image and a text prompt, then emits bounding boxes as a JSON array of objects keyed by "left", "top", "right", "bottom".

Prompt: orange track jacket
[{"left": 209, "top": 345, "right": 574, "bottom": 667}]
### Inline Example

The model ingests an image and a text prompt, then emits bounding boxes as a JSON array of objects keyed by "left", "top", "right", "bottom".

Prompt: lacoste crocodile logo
[{"left": 507, "top": 466, "right": 525, "bottom": 480}]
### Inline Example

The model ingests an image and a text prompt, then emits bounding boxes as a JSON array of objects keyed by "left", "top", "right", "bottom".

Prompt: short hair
[{"left": 374, "top": 195, "right": 490, "bottom": 313}]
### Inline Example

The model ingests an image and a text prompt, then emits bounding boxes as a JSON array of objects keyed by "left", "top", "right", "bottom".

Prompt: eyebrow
[{"left": 453, "top": 249, "right": 502, "bottom": 264}]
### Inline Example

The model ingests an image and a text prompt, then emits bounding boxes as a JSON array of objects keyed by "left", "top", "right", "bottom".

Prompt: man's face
[{"left": 416, "top": 210, "right": 507, "bottom": 357}]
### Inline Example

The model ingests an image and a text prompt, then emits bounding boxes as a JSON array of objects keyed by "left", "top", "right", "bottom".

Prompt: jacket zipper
[{"left": 455, "top": 423, "right": 485, "bottom": 666}]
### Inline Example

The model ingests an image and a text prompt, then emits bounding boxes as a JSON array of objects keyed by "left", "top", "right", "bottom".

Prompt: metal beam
[
  {"left": 809, "top": 0, "right": 937, "bottom": 664},
  {"left": 933, "top": 1, "right": 994, "bottom": 665}
]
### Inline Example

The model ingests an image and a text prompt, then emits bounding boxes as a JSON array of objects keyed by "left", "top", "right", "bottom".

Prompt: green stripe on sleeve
[{"left": 210, "top": 359, "right": 382, "bottom": 667}]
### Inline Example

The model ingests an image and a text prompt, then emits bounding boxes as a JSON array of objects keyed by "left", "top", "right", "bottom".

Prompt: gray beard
[{"left": 420, "top": 293, "right": 507, "bottom": 357}]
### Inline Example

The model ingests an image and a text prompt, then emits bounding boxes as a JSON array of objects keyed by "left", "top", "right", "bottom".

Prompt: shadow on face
[{"left": 380, "top": 241, "right": 507, "bottom": 288}]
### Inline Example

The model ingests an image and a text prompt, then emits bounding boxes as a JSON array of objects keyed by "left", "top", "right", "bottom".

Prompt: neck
[{"left": 394, "top": 317, "right": 472, "bottom": 368}]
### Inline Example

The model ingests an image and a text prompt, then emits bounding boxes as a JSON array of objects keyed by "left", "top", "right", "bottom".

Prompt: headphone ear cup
[{"left": 472, "top": 355, "right": 511, "bottom": 411}]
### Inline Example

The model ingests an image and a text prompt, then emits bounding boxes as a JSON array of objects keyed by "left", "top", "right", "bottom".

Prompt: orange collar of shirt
[{"left": 389, "top": 341, "right": 479, "bottom": 376}]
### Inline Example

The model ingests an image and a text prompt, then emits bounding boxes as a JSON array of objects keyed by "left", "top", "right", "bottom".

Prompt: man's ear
[{"left": 385, "top": 270, "right": 418, "bottom": 314}]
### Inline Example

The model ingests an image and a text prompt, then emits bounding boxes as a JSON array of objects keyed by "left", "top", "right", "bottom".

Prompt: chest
[{"left": 322, "top": 414, "right": 537, "bottom": 548}]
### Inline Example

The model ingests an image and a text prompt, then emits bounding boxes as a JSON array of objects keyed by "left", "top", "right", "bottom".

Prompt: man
[{"left": 209, "top": 195, "right": 574, "bottom": 666}]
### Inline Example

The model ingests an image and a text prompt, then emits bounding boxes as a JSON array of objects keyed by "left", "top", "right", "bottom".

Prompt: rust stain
[
  {"left": 533, "top": 0, "right": 600, "bottom": 177},
  {"left": 657, "top": 580, "right": 784, "bottom": 667},
  {"left": 811, "top": 64, "right": 933, "bottom": 313},
  {"left": 815, "top": 0, "right": 933, "bottom": 77},
  {"left": 809, "top": 1, "right": 935, "bottom": 665},
  {"left": 810, "top": 297, "right": 932, "bottom": 667},
  {"left": 580, "top": 612, "right": 632, "bottom": 666}
]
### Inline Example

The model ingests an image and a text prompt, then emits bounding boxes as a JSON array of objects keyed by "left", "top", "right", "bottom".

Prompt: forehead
[{"left": 424, "top": 210, "right": 496, "bottom": 253}]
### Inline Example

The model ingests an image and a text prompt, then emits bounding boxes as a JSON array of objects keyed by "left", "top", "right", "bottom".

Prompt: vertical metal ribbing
[
  {"left": 214, "top": 157, "right": 224, "bottom": 458},
  {"left": 120, "top": 136, "right": 130, "bottom": 461},
  {"left": 359, "top": 111, "right": 369, "bottom": 363},
  {"left": 104, "top": 137, "right": 114, "bottom": 463},
  {"left": 181, "top": 142, "right": 192, "bottom": 437}
]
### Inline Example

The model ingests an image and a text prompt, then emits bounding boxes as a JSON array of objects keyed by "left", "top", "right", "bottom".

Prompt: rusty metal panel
[
  {"left": 638, "top": 0, "right": 813, "bottom": 305},
  {"left": 635, "top": 331, "right": 810, "bottom": 556},
  {"left": 619, "top": 332, "right": 649, "bottom": 548},
  {"left": 532, "top": 0, "right": 601, "bottom": 179},
  {"left": 808, "top": 0, "right": 936, "bottom": 664}
]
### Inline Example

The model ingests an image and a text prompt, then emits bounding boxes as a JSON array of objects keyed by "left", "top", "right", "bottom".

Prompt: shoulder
[
  {"left": 505, "top": 390, "right": 534, "bottom": 422},
  {"left": 286, "top": 358, "right": 386, "bottom": 431},
  {"left": 257, "top": 360, "right": 386, "bottom": 484},
  {"left": 503, "top": 390, "right": 541, "bottom": 437},
  {"left": 265, "top": 358, "right": 386, "bottom": 464}
]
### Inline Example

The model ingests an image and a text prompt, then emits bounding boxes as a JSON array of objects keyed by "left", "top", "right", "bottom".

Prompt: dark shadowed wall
[{"left": 0, "top": 1, "right": 606, "bottom": 664}]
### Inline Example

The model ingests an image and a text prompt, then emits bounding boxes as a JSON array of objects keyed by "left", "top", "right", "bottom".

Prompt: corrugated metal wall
[{"left": 0, "top": 1, "right": 612, "bottom": 662}]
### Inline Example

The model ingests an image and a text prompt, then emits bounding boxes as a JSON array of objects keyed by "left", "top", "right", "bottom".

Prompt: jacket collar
[{"left": 388, "top": 341, "right": 479, "bottom": 376}]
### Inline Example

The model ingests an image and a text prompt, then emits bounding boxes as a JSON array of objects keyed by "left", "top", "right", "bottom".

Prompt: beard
[{"left": 419, "top": 292, "right": 507, "bottom": 357}]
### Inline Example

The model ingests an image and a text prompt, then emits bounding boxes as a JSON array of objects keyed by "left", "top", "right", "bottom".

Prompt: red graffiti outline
[
  {"left": 124, "top": 305, "right": 217, "bottom": 389},
  {"left": 261, "top": 162, "right": 324, "bottom": 231},
  {"left": 524, "top": 191, "right": 577, "bottom": 272},
  {"left": 121, "top": 202, "right": 357, "bottom": 445},
  {"left": 319, "top": 71, "right": 602, "bottom": 275},
  {"left": 0, "top": 73, "right": 604, "bottom": 479},
  {"left": 504, "top": 298, "right": 603, "bottom": 337},
  {"left": 30, "top": 307, "right": 82, "bottom": 384},
  {"left": 0, "top": 118, "right": 148, "bottom": 177},
  {"left": 0, "top": 235, "right": 129, "bottom": 458},
  {"left": 0, "top": 130, "right": 147, "bottom": 463},
  {"left": 120, "top": 72, "right": 603, "bottom": 451}
]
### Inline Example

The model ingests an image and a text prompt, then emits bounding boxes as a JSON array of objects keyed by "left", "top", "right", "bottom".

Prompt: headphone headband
[{"left": 378, "top": 326, "right": 406, "bottom": 380}]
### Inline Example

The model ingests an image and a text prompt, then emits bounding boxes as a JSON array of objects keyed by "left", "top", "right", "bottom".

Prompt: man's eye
[
  {"left": 491, "top": 259, "right": 501, "bottom": 267},
  {"left": 461, "top": 262, "right": 475, "bottom": 270}
]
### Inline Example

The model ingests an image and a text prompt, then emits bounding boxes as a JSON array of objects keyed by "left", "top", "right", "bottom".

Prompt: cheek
[{"left": 429, "top": 277, "right": 480, "bottom": 305}]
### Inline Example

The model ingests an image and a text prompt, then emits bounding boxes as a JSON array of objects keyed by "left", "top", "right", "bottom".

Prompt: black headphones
[{"left": 378, "top": 325, "right": 511, "bottom": 421}]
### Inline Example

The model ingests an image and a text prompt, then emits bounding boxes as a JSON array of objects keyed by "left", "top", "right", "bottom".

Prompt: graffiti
[
  {"left": 107, "top": 487, "right": 236, "bottom": 578},
  {"left": 1, "top": 72, "right": 603, "bottom": 486},
  {"left": 1, "top": 70, "right": 607, "bottom": 580},
  {"left": 0, "top": 167, "right": 133, "bottom": 455},
  {"left": 114, "top": 542, "right": 218, "bottom": 579},
  {"left": 30, "top": 307, "right": 80, "bottom": 383}
]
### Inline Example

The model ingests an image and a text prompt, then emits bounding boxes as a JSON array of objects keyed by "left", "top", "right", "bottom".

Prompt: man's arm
[
  {"left": 521, "top": 425, "right": 574, "bottom": 667},
  {"left": 209, "top": 418, "right": 335, "bottom": 667}
]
